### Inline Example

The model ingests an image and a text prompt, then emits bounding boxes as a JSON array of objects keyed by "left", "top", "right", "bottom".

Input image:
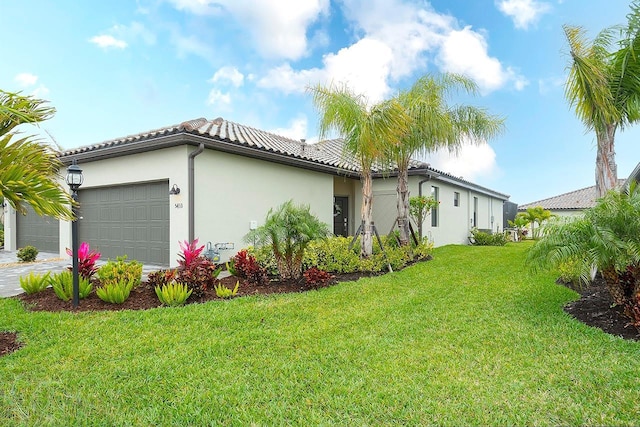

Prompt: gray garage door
[
  {"left": 78, "top": 181, "right": 170, "bottom": 265},
  {"left": 16, "top": 206, "right": 60, "bottom": 252}
]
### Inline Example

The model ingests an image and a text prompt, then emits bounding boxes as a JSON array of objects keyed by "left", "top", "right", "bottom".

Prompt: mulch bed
[
  {"left": 563, "top": 276, "right": 640, "bottom": 341},
  {"left": 3, "top": 267, "right": 640, "bottom": 357}
]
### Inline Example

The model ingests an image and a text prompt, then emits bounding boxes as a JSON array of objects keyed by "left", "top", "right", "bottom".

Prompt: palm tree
[
  {"left": 564, "top": 2, "right": 640, "bottom": 198},
  {"left": 527, "top": 183, "right": 640, "bottom": 307},
  {"left": 0, "top": 90, "right": 73, "bottom": 220},
  {"left": 245, "top": 200, "right": 330, "bottom": 280},
  {"left": 391, "top": 74, "right": 504, "bottom": 245},
  {"left": 518, "top": 206, "right": 554, "bottom": 239},
  {"left": 309, "top": 82, "right": 407, "bottom": 257}
]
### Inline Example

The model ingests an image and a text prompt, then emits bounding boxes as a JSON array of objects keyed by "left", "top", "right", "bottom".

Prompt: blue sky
[{"left": 2, "top": 0, "right": 638, "bottom": 205}]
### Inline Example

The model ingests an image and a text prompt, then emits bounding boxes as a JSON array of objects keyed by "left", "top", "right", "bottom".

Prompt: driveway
[{"left": 0, "top": 251, "right": 166, "bottom": 298}]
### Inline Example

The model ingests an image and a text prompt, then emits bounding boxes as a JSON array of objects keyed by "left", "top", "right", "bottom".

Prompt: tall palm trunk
[
  {"left": 595, "top": 124, "right": 618, "bottom": 198},
  {"left": 396, "top": 162, "right": 410, "bottom": 246},
  {"left": 361, "top": 170, "right": 374, "bottom": 257}
]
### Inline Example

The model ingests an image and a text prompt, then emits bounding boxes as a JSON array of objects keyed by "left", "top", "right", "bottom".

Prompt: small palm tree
[
  {"left": 246, "top": 200, "right": 330, "bottom": 280},
  {"left": 309, "top": 82, "right": 407, "bottom": 257},
  {"left": 527, "top": 182, "right": 640, "bottom": 305},
  {"left": 518, "top": 206, "right": 554, "bottom": 239},
  {"left": 563, "top": 2, "right": 640, "bottom": 197},
  {"left": 390, "top": 74, "right": 504, "bottom": 245},
  {"left": 0, "top": 90, "right": 73, "bottom": 219}
]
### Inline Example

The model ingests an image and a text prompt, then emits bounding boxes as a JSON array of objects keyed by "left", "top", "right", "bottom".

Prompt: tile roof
[
  {"left": 60, "top": 116, "right": 428, "bottom": 173},
  {"left": 519, "top": 180, "right": 627, "bottom": 211},
  {"left": 59, "top": 116, "right": 509, "bottom": 199}
]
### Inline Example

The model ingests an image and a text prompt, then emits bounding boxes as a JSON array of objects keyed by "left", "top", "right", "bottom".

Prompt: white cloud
[
  {"left": 496, "top": 0, "right": 551, "bottom": 30},
  {"left": 269, "top": 116, "right": 309, "bottom": 141},
  {"left": 538, "top": 76, "right": 564, "bottom": 94},
  {"left": 89, "top": 35, "right": 128, "bottom": 49},
  {"left": 113, "top": 21, "right": 156, "bottom": 45},
  {"left": 167, "top": 0, "right": 329, "bottom": 60},
  {"left": 170, "top": 31, "right": 214, "bottom": 60},
  {"left": 258, "top": 38, "right": 394, "bottom": 103},
  {"left": 210, "top": 66, "right": 244, "bottom": 87},
  {"left": 425, "top": 143, "right": 498, "bottom": 181},
  {"left": 14, "top": 73, "right": 38, "bottom": 87},
  {"left": 437, "top": 27, "right": 527, "bottom": 93},
  {"left": 14, "top": 73, "right": 49, "bottom": 97},
  {"left": 207, "top": 89, "right": 232, "bottom": 110}
]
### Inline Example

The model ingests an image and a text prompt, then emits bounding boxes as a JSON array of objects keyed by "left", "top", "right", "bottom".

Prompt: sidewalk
[{"left": 0, "top": 251, "right": 166, "bottom": 298}]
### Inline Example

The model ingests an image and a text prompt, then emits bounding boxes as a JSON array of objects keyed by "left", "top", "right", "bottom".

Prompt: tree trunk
[
  {"left": 396, "top": 165, "right": 410, "bottom": 246},
  {"left": 361, "top": 171, "right": 374, "bottom": 257},
  {"left": 595, "top": 124, "right": 618, "bottom": 198}
]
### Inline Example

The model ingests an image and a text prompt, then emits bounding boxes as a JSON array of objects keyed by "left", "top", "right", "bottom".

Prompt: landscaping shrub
[
  {"left": 96, "top": 256, "right": 142, "bottom": 287},
  {"left": 303, "top": 267, "right": 333, "bottom": 288},
  {"left": 469, "top": 228, "right": 507, "bottom": 246},
  {"left": 96, "top": 279, "right": 136, "bottom": 304},
  {"left": 17, "top": 245, "right": 38, "bottom": 262},
  {"left": 303, "top": 236, "right": 361, "bottom": 274},
  {"left": 231, "top": 249, "right": 269, "bottom": 286},
  {"left": 19, "top": 271, "right": 50, "bottom": 294},
  {"left": 147, "top": 269, "right": 176, "bottom": 289},
  {"left": 49, "top": 271, "right": 92, "bottom": 301},
  {"left": 413, "top": 238, "right": 434, "bottom": 260},
  {"left": 155, "top": 282, "right": 192, "bottom": 306},
  {"left": 557, "top": 257, "right": 583, "bottom": 289},
  {"left": 528, "top": 183, "right": 640, "bottom": 329},
  {"left": 245, "top": 200, "right": 330, "bottom": 280},
  {"left": 215, "top": 281, "right": 239, "bottom": 299},
  {"left": 66, "top": 242, "right": 101, "bottom": 280},
  {"left": 175, "top": 239, "right": 221, "bottom": 298}
]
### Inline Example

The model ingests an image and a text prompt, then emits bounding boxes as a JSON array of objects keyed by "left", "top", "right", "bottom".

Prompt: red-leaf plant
[
  {"left": 303, "top": 267, "right": 334, "bottom": 288},
  {"left": 66, "top": 242, "right": 101, "bottom": 280},
  {"left": 175, "top": 239, "right": 221, "bottom": 298},
  {"left": 231, "top": 249, "right": 268, "bottom": 286}
]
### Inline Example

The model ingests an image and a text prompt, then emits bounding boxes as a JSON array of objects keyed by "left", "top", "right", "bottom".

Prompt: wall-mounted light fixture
[{"left": 169, "top": 184, "right": 181, "bottom": 195}]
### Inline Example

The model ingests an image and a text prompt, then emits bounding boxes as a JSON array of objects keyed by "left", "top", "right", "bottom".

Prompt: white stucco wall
[
  {"left": 193, "top": 149, "right": 334, "bottom": 263},
  {"left": 366, "top": 175, "right": 507, "bottom": 247}
]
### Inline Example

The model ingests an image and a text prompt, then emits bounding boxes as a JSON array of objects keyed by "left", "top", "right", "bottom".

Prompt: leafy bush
[
  {"left": 96, "top": 279, "right": 136, "bottom": 304},
  {"left": 528, "top": 184, "right": 640, "bottom": 329},
  {"left": 215, "top": 281, "right": 239, "bottom": 299},
  {"left": 469, "top": 228, "right": 507, "bottom": 246},
  {"left": 147, "top": 269, "right": 176, "bottom": 288},
  {"left": 17, "top": 245, "right": 38, "bottom": 262},
  {"left": 413, "top": 238, "right": 434, "bottom": 260},
  {"left": 155, "top": 282, "right": 192, "bottom": 306},
  {"left": 66, "top": 242, "right": 101, "bottom": 279},
  {"left": 557, "top": 257, "right": 583, "bottom": 288},
  {"left": 303, "top": 267, "right": 333, "bottom": 288},
  {"left": 175, "top": 239, "right": 222, "bottom": 298},
  {"left": 303, "top": 237, "right": 361, "bottom": 274},
  {"left": 96, "top": 256, "right": 142, "bottom": 287},
  {"left": 49, "top": 271, "right": 92, "bottom": 301},
  {"left": 19, "top": 271, "right": 50, "bottom": 294},
  {"left": 231, "top": 249, "right": 269, "bottom": 286},
  {"left": 248, "top": 246, "right": 279, "bottom": 277},
  {"left": 245, "top": 200, "right": 330, "bottom": 280}
]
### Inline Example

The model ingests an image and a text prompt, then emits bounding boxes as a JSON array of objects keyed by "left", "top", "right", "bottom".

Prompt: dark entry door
[{"left": 333, "top": 196, "right": 348, "bottom": 237}]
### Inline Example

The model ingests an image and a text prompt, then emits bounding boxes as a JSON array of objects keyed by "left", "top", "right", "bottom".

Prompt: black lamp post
[{"left": 66, "top": 160, "right": 83, "bottom": 308}]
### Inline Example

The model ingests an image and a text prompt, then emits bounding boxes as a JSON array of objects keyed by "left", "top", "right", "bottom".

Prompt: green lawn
[{"left": 2, "top": 243, "right": 640, "bottom": 426}]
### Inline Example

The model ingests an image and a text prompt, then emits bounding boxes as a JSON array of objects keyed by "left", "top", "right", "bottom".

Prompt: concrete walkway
[{"left": 0, "top": 250, "right": 167, "bottom": 298}]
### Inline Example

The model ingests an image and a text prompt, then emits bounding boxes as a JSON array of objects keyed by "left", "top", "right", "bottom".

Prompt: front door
[{"left": 333, "top": 196, "right": 348, "bottom": 237}]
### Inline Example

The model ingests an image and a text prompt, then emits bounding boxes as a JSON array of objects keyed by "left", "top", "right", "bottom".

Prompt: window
[
  {"left": 431, "top": 186, "right": 439, "bottom": 227},
  {"left": 473, "top": 197, "right": 478, "bottom": 227},
  {"left": 454, "top": 192, "right": 460, "bottom": 207}
]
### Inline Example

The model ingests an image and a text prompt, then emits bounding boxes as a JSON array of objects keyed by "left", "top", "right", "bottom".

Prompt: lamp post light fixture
[{"left": 65, "top": 160, "right": 84, "bottom": 308}]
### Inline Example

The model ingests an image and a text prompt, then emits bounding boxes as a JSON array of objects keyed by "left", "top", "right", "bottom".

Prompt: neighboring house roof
[
  {"left": 59, "top": 116, "right": 510, "bottom": 200},
  {"left": 519, "top": 179, "right": 627, "bottom": 211}
]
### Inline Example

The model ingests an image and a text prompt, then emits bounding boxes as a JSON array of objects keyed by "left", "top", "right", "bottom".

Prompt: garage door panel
[
  {"left": 16, "top": 206, "right": 59, "bottom": 252},
  {"left": 78, "top": 181, "right": 169, "bottom": 265}
]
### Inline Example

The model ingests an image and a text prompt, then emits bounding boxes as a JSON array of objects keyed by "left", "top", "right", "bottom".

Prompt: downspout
[{"left": 188, "top": 143, "right": 205, "bottom": 242}]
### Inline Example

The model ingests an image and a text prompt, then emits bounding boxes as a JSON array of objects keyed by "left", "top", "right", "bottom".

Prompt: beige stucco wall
[
  {"left": 366, "top": 175, "right": 506, "bottom": 247},
  {"left": 193, "top": 149, "right": 334, "bottom": 263}
]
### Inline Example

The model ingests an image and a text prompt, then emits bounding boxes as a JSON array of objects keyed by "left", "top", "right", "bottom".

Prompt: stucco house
[{"left": 4, "top": 117, "right": 510, "bottom": 267}]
